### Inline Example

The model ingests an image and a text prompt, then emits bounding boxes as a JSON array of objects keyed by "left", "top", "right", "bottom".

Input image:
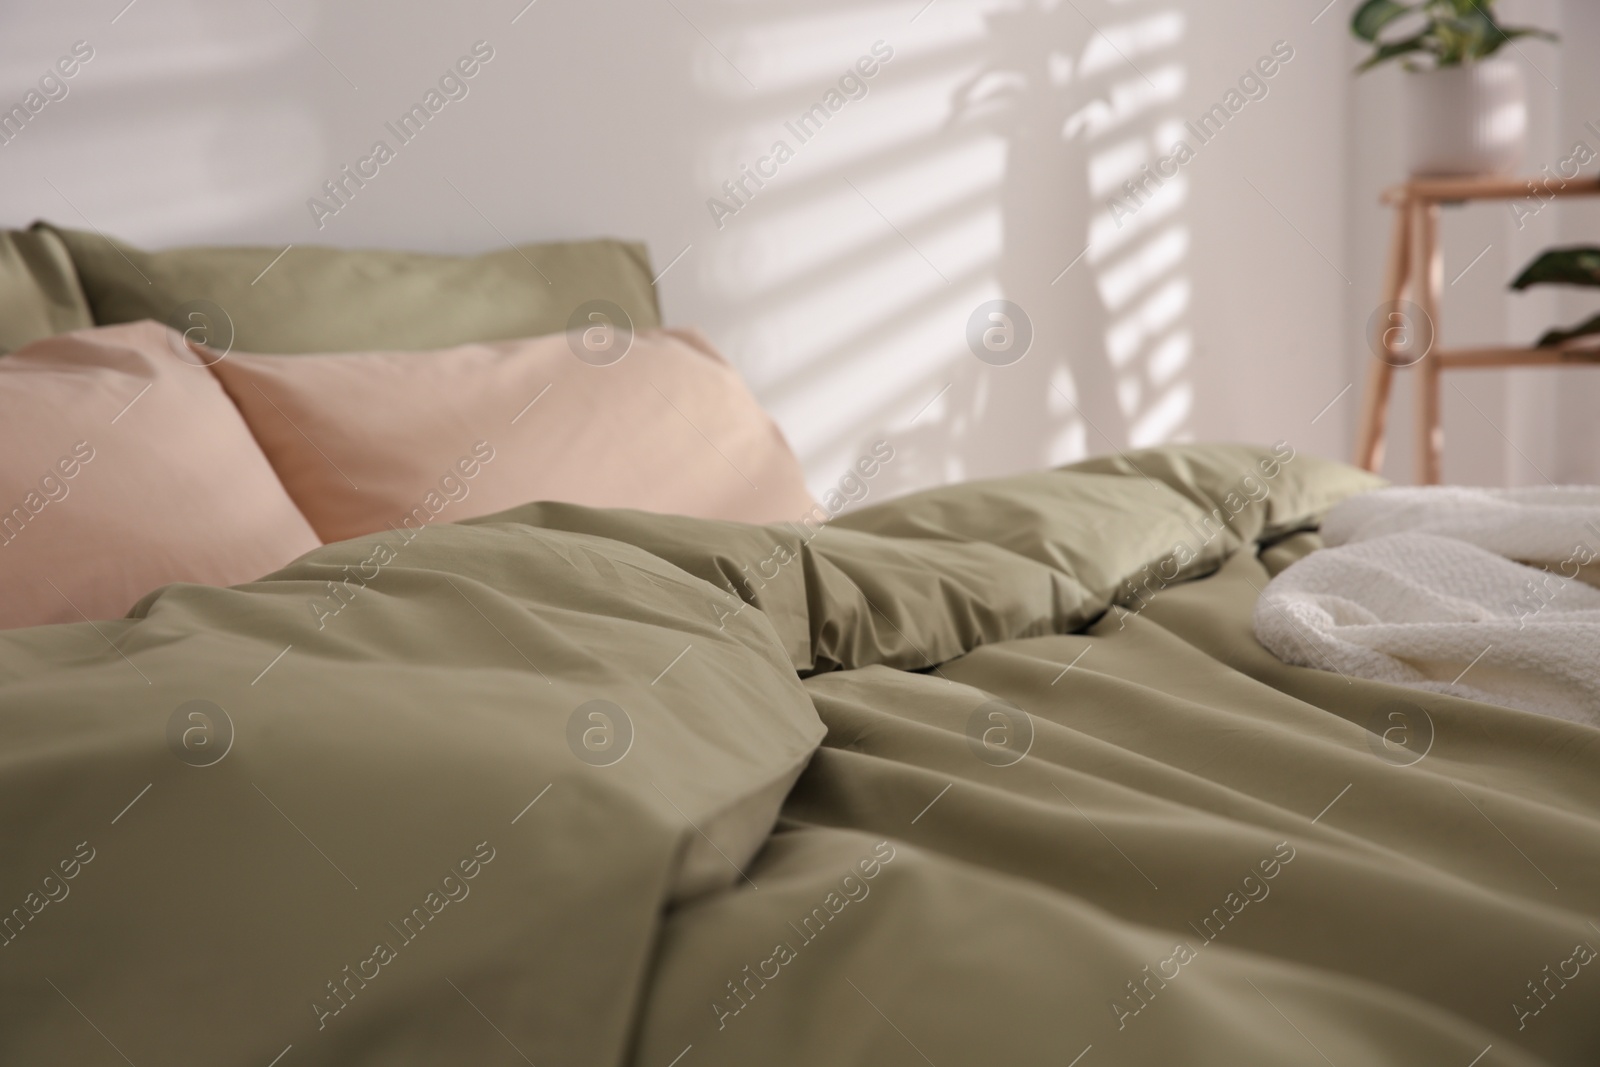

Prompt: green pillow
[
  {"left": 0, "top": 225, "right": 95, "bottom": 354},
  {"left": 40, "top": 223, "right": 661, "bottom": 354}
]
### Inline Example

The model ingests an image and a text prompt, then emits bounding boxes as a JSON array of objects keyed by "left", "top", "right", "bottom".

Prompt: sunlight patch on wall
[
  {"left": 768, "top": 277, "right": 996, "bottom": 461},
  {"left": 734, "top": 6, "right": 987, "bottom": 92},
  {"left": 709, "top": 136, "right": 1004, "bottom": 303},
  {"left": 692, "top": 0, "right": 1194, "bottom": 492},
  {"left": 735, "top": 200, "right": 1003, "bottom": 395},
  {"left": 1064, "top": 65, "right": 1185, "bottom": 142},
  {"left": 693, "top": 0, "right": 1006, "bottom": 492},
  {"left": 1077, "top": 11, "right": 1185, "bottom": 79},
  {"left": 1096, "top": 224, "right": 1188, "bottom": 312},
  {"left": 1074, "top": 0, "right": 1193, "bottom": 449}
]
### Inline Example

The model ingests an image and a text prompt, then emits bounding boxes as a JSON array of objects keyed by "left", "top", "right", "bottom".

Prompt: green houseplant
[
  {"left": 1351, "top": 1, "right": 1557, "bottom": 176},
  {"left": 1351, "top": 0, "right": 1556, "bottom": 72},
  {"left": 1511, "top": 248, "right": 1600, "bottom": 348}
]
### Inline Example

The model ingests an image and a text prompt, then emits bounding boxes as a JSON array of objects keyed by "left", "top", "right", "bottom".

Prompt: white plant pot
[{"left": 1406, "top": 57, "right": 1528, "bottom": 177}]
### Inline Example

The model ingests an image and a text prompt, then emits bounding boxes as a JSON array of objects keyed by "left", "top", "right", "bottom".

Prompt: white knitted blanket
[{"left": 1253, "top": 486, "right": 1600, "bottom": 724}]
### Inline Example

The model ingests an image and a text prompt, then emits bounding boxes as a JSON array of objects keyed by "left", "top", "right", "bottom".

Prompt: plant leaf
[
  {"left": 1537, "top": 312, "right": 1600, "bottom": 349},
  {"left": 1511, "top": 247, "right": 1600, "bottom": 290},
  {"left": 1460, "top": 1, "right": 1560, "bottom": 55},
  {"left": 1356, "top": 32, "right": 1432, "bottom": 71},
  {"left": 1480, "top": 25, "right": 1560, "bottom": 56},
  {"left": 1352, "top": 0, "right": 1416, "bottom": 42},
  {"left": 1445, "top": 11, "right": 1498, "bottom": 59},
  {"left": 1352, "top": 0, "right": 1553, "bottom": 73},
  {"left": 1432, "top": 19, "right": 1473, "bottom": 64}
]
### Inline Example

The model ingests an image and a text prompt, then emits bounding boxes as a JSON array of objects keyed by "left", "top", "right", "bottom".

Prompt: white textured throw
[{"left": 1254, "top": 486, "right": 1600, "bottom": 724}]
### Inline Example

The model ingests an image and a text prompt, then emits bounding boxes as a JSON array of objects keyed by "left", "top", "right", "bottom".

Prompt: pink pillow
[
  {"left": 0, "top": 322, "right": 322, "bottom": 630},
  {"left": 205, "top": 328, "right": 817, "bottom": 542}
]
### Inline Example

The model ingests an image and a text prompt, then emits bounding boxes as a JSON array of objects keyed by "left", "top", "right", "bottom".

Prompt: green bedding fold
[
  {"left": 630, "top": 547, "right": 1600, "bottom": 1066},
  {"left": 0, "top": 520, "right": 821, "bottom": 1066},
  {"left": 0, "top": 224, "right": 94, "bottom": 354},
  {"left": 2, "top": 443, "right": 1595, "bottom": 1066}
]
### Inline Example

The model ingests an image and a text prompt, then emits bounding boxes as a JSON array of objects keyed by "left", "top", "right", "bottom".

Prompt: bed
[{"left": 1, "top": 226, "right": 1596, "bottom": 1067}]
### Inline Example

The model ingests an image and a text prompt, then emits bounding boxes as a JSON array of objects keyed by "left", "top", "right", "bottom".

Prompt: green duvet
[{"left": 2, "top": 444, "right": 1596, "bottom": 1066}]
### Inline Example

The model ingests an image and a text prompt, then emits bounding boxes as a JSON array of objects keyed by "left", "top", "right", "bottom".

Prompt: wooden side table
[{"left": 1354, "top": 175, "right": 1600, "bottom": 484}]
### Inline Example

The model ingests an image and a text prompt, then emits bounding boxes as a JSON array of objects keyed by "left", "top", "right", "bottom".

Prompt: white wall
[
  {"left": 0, "top": 0, "right": 1384, "bottom": 502},
  {"left": 1549, "top": 0, "right": 1600, "bottom": 484}
]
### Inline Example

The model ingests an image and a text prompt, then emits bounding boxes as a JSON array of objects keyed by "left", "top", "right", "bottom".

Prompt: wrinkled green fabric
[
  {"left": 0, "top": 224, "right": 94, "bottom": 354},
  {"left": 634, "top": 548, "right": 1598, "bottom": 1065},
  {"left": 3, "top": 444, "right": 1595, "bottom": 1066},
  {"left": 0, "top": 520, "right": 819, "bottom": 1067}
]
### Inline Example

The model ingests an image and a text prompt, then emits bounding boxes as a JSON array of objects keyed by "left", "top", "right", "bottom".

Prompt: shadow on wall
[
  {"left": 698, "top": 0, "right": 1193, "bottom": 499},
  {"left": 10, "top": 0, "right": 1196, "bottom": 502}
]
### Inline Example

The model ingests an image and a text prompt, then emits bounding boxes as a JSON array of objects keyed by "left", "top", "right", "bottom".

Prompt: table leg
[
  {"left": 1414, "top": 201, "right": 1443, "bottom": 485},
  {"left": 1355, "top": 198, "right": 1412, "bottom": 472}
]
